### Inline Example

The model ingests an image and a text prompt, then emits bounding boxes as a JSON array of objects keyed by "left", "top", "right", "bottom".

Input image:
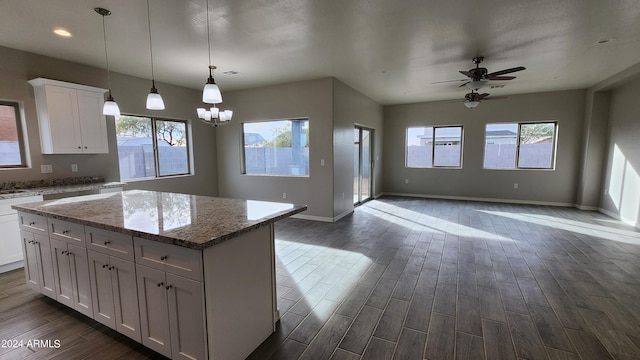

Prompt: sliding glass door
[{"left": 354, "top": 126, "right": 373, "bottom": 205}]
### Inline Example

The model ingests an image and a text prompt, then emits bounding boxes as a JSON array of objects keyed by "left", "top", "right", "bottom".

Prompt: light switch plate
[{"left": 41, "top": 164, "right": 53, "bottom": 173}]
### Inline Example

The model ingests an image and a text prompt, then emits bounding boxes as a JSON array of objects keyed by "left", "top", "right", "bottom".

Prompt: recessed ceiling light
[
  {"left": 53, "top": 28, "right": 72, "bottom": 37},
  {"left": 596, "top": 38, "right": 616, "bottom": 44}
]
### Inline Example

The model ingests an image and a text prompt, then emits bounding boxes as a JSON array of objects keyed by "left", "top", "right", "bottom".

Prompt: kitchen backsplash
[{"left": 0, "top": 176, "right": 105, "bottom": 191}]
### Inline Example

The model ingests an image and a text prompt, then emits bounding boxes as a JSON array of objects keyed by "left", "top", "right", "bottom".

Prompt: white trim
[
  {"left": 575, "top": 204, "right": 599, "bottom": 211},
  {"left": 0, "top": 260, "right": 23, "bottom": 274},
  {"left": 599, "top": 207, "right": 640, "bottom": 229},
  {"left": 333, "top": 209, "right": 354, "bottom": 222},
  {"left": 380, "top": 192, "right": 575, "bottom": 207}
]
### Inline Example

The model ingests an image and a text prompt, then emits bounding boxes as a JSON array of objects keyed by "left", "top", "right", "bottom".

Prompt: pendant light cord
[
  {"left": 101, "top": 14, "right": 112, "bottom": 92},
  {"left": 147, "top": 0, "right": 156, "bottom": 84},
  {"left": 206, "top": 0, "right": 211, "bottom": 66}
]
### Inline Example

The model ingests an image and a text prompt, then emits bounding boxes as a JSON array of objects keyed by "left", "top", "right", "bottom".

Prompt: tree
[
  {"left": 266, "top": 123, "right": 309, "bottom": 147},
  {"left": 519, "top": 123, "right": 554, "bottom": 144},
  {"left": 116, "top": 115, "right": 186, "bottom": 146}
]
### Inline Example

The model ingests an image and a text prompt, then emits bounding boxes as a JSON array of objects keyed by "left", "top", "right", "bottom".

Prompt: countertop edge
[
  {"left": 12, "top": 204, "right": 308, "bottom": 250},
  {"left": 0, "top": 182, "right": 124, "bottom": 200}
]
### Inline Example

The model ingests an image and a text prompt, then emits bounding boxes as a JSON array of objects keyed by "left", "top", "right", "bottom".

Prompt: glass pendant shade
[
  {"left": 203, "top": 82, "right": 222, "bottom": 104},
  {"left": 464, "top": 101, "right": 480, "bottom": 109},
  {"left": 197, "top": 108, "right": 206, "bottom": 118},
  {"left": 146, "top": 85, "right": 165, "bottom": 110},
  {"left": 210, "top": 107, "right": 219, "bottom": 119},
  {"left": 103, "top": 93, "right": 121, "bottom": 117}
]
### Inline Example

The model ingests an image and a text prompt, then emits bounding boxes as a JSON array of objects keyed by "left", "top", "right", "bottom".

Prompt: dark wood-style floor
[{"left": 2, "top": 197, "right": 640, "bottom": 360}]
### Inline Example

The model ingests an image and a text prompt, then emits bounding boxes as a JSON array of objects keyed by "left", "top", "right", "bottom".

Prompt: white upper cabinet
[{"left": 28, "top": 78, "right": 109, "bottom": 154}]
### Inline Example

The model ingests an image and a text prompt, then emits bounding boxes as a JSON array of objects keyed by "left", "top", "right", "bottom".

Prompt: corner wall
[{"left": 382, "top": 90, "right": 585, "bottom": 205}]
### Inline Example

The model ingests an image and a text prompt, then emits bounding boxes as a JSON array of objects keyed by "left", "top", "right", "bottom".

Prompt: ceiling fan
[
  {"left": 434, "top": 56, "right": 526, "bottom": 90},
  {"left": 458, "top": 91, "right": 507, "bottom": 108}
]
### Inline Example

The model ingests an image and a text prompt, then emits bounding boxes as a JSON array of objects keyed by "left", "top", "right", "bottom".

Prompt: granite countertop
[
  {"left": 0, "top": 176, "right": 124, "bottom": 200},
  {"left": 12, "top": 190, "right": 307, "bottom": 250}
]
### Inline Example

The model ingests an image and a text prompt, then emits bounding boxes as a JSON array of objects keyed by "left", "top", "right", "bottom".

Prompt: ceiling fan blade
[
  {"left": 485, "top": 66, "right": 525, "bottom": 78},
  {"left": 459, "top": 70, "right": 473, "bottom": 77},
  {"left": 479, "top": 93, "right": 490, "bottom": 99},
  {"left": 458, "top": 81, "right": 470, "bottom": 87},
  {"left": 430, "top": 79, "right": 468, "bottom": 84},
  {"left": 483, "top": 96, "right": 509, "bottom": 100},
  {"left": 486, "top": 75, "right": 516, "bottom": 81}
]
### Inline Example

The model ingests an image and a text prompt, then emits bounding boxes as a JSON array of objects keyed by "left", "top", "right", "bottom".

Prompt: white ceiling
[{"left": 1, "top": 0, "right": 639, "bottom": 105}]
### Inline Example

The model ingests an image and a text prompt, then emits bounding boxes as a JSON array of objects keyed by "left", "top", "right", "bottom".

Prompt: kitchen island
[{"left": 12, "top": 190, "right": 307, "bottom": 360}]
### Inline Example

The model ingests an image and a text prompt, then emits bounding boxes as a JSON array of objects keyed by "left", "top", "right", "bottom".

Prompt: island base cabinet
[
  {"left": 137, "top": 264, "right": 206, "bottom": 360},
  {"left": 20, "top": 230, "right": 56, "bottom": 299},
  {"left": 50, "top": 238, "right": 93, "bottom": 318},
  {"left": 88, "top": 250, "right": 141, "bottom": 342}
]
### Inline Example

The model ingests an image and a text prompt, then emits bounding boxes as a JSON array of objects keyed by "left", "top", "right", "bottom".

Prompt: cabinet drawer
[
  {"left": 134, "top": 237, "right": 202, "bottom": 281},
  {"left": 19, "top": 212, "right": 49, "bottom": 235},
  {"left": 85, "top": 226, "right": 134, "bottom": 261},
  {"left": 49, "top": 218, "right": 85, "bottom": 245}
]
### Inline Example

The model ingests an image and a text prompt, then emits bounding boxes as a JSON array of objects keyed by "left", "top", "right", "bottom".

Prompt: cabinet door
[
  {"left": 20, "top": 231, "right": 40, "bottom": 292},
  {"left": 88, "top": 250, "right": 115, "bottom": 328},
  {"left": 51, "top": 238, "right": 74, "bottom": 308},
  {"left": 111, "top": 257, "right": 141, "bottom": 342},
  {"left": 0, "top": 214, "right": 24, "bottom": 266},
  {"left": 77, "top": 90, "right": 108, "bottom": 153},
  {"left": 137, "top": 265, "right": 171, "bottom": 358},
  {"left": 43, "top": 85, "right": 82, "bottom": 153},
  {"left": 35, "top": 234, "right": 56, "bottom": 299},
  {"left": 68, "top": 243, "right": 93, "bottom": 317},
  {"left": 167, "top": 273, "right": 206, "bottom": 360}
]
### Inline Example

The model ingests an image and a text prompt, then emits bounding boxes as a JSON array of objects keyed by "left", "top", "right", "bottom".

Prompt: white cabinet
[
  {"left": 20, "top": 230, "right": 56, "bottom": 299},
  {"left": 86, "top": 226, "right": 140, "bottom": 342},
  {"left": 135, "top": 238, "right": 207, "bottom": 360},
  {"left": 1, "top": 195, "right": 43, "bottom": 273},
  {"left": 28, "top": 78, "right": 108, "bottom": 154},
  {"left": 50, "top": 237, "right": 93, "bottom": 318}
]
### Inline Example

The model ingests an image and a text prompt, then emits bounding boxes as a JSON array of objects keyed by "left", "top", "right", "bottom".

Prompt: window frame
[
  {"left": 482, "top": 121, "right": 558, "bottom": 170},
  {"left": 0, "top": 100, "right": 28, "bottom": 169},
  {"left": 405, "top": 125, "right": 464, "bottom": 169},
  {"left": 240, "top": 118, "right": 310, "bottom": 177},
  {"left": 115, "top": 114, "right": 192, "bottom": 181}
]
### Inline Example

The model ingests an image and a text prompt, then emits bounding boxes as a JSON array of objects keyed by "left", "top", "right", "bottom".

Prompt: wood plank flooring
[{"left": 1, "top": 196, "right": 639, "bottom": 359}]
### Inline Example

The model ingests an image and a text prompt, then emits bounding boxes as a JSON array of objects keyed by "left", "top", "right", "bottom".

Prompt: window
[
  {"left": 0, "top": 101, "right": 27, "bottom": 168},
  {"left": 406, "top": 126, "right": 463, "bottom": 168},
  {"left": 115, "top": 115, "right": 190, "bottom": 181},
  {"left": 242, "top": 119, "right": 309, "bottom": 176},
  {"left": 483, "top": 122, "right": 557, "bottom": 170}
]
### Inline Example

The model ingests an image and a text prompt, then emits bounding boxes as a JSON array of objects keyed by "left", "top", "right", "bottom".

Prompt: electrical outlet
[
  {"left": 321, "top": 159, "right": 325, "bottom": 166},
  {"left": 342, "top": 192, "right": 345, "bottom": 199},
  {"left": 514, "top": 183, "right": 519, "bottom": 189},
  {"left": 41, "top": 164, "right": 53, "bottom": 173},
  {"left": 405, "top": 179, "right": 409, "bottom": 184},
  {"left": 71, "top": 164, "right": 78, "bottom": 172},
  {"left": 282, "top": 193, "right": 287, "bottom": 199}
]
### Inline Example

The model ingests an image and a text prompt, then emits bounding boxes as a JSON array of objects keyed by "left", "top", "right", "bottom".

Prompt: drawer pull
[
  {"left": 29, "top": 222, "right": 36, "bottom": 226},
  {"left": 157, "top": 282, "right": 164, "bottom": 287},
  {"left": 109, "top": 266, "right": 115, "bottom": 271},
  {"left": 104, "top": 241, "right": 111, "bottom": 246},
  {"left": 166, "top": 284, "right": 173, "bottom": 290},
  {"left": 28, "top": 240, "right": 34, "bottom": 244},
  {"left": 160, "top": 256, "right": 168, "bottom": 261},
  {"left": 62, "top": 230, "right": 70, "bottom": 235},
  {"left": 66, "top": 251, "right": 72, "bottom": 256},
  {"left": 102, "top": 264, "right": 109, "bottom": 269}
]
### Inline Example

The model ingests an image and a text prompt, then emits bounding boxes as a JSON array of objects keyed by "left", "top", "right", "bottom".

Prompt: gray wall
[
  {"left": 333, "top": 79, "right": 383, "bottom": 218},
  {"left": 0, "top": 46, "right": 218, "bottom": 196},
  {"left": 382, "top": 90, "right": 586, "bottom": 205},
  {"left": 600, "top": 76, "right": 640, "bottom": 226},
  {"left": 216, "top": 78, "right": 335, "bottom": 219}
]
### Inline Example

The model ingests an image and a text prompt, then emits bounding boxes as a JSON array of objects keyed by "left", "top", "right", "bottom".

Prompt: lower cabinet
[
  {"left": 20, "top": 230, "right": 56, "bottom": 298},
  {"left": 88, "top": 250, "right": 141, "bottom": 342},
  {"left": 136, "top": 264, "right": 206, "bottom": 360},
  {"left": 50, "top": 238, "right": 93, "bottom": 318}
]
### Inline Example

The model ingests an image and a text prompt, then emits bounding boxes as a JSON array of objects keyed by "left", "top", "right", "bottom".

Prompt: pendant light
[
  {"left": 95, "top": 7, "right": 120, "bottom": 118},
  {"left": 202, "top": 0, "right": 222, "bottom": 104},
  {"left": 145, "top": 0, "right": 165, "bottom": 110}
]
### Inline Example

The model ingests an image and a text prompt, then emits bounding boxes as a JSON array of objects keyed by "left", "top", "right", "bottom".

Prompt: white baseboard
[
  {"left": 333, "top": 209, "right": 354, "bottom": 222},
  {"left": 575, "top": 204, "right": 599, "bottom": 211},
  {"left": 0, "top": 260, "right": 23, "bottom": 274},
  {"left": 379, "top": 192, "right": 575, "bottom": 207},
  {"left": 291, "top": 214, "right": 334, "bottom": 223}
]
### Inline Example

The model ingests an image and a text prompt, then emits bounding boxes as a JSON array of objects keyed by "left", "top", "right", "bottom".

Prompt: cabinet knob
[
  {"left": 166, "top": 285, "right": 173, "bottom": 290},
  {"left": 104, "top": 241, "right": 111, "bottom": 246},
  {"left": 157, "top": 282, "right": 164, "bottom": 287},
  {"left": 160, "top": 256, "right": 168, "bottom": 261},
  {"left": 84, "top": 146, "right": 88, "bottom": 149}
]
